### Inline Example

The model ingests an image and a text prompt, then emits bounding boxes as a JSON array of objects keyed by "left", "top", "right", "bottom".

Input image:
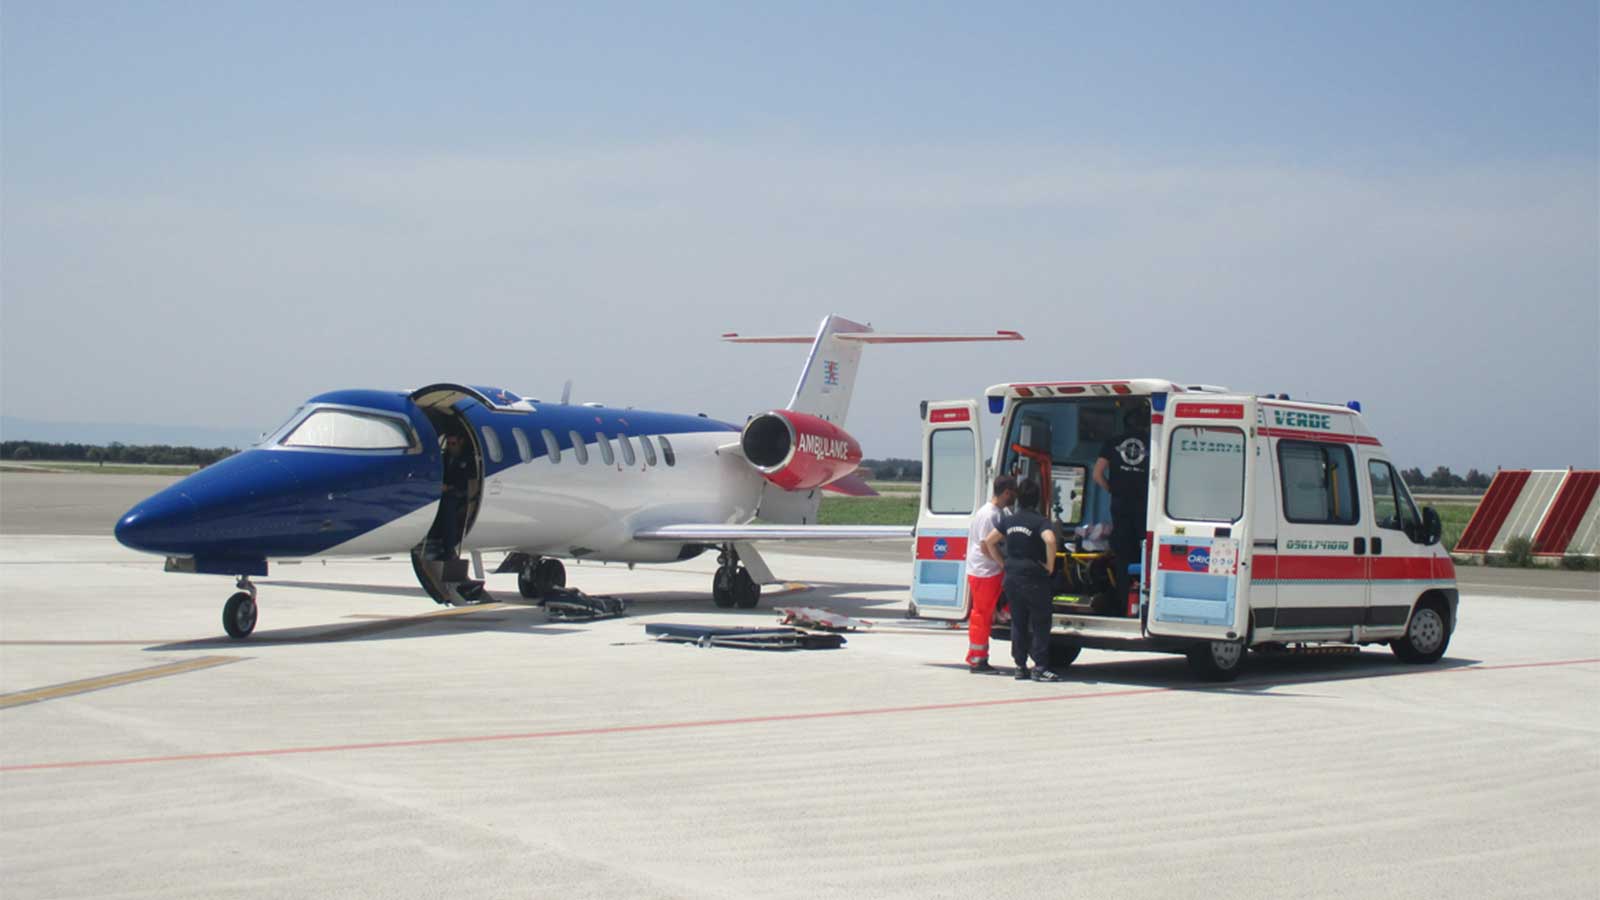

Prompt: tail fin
[{"left": 721, "top": 315, "right": 1023, "bottom": 426}]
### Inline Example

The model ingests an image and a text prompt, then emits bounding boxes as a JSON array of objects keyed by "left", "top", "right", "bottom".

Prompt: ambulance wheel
[
  {"left": 1048, "top": 639, "right": 1082, "bottom": 669},
  {"left": 712, "top": 567, "right": 736, "bottom": 608},
  {"left": 731, "top": 569, "right": 761, "bottom": 609},
  {"left": 223, "top": 592, "right": 257, "bottom": 639},
  {"left": 1391, "top": 600, "right": 1449, "bottom": 664},
  {"left": 1186, "top": 639, "right": 1244, "bottom": 681}
]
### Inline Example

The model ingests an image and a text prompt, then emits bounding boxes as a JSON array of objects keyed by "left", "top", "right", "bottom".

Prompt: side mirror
[{"left": 1422, "top": 506, "right": 1443, "bottom": 546}]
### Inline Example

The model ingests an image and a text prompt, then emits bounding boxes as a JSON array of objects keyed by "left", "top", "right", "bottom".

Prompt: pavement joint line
[
  {"left": 0, "top": 656, "right": 246, "bottom": 710},
  {"left": 3, "top": 656, "right": 1595, "bottom": 773}
]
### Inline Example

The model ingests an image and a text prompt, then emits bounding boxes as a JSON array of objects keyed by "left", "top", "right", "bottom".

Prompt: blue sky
[{"left": 3, "top": 2, "right": 1596, "bottom": 470}]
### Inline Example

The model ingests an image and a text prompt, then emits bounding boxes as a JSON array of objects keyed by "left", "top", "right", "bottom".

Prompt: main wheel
[
  {"left": 1391, "top": 600, "right": 1449, "bottom": 664},
  {"left": 1186, "top": 639, "right": 1245, "bottom": 681},
  {"left": 1049, "top": 639, "right": 1082, "bottom": 670},
  {"left": 535, "top": 558, "right": 566, "bottom": 594},
  {"left": 712, "top": 567, "right": 736, "bottom": 608},
  {"left": 517, "top": 563, "right": 541, "bottom": 599},
  {"left": 223, "top": 591, "right": 257, "bottom": 639},
  {"left": 732, "top": 568, "right": 761, "bottom": 609}
]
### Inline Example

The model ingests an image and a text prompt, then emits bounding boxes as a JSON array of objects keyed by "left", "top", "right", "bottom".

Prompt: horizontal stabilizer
[
  {"left": 722, "top": 330, "right": 1022, "bottom": 344},
  {"left": 634, "top": 524, "right": 910, "bottom": 542},
  {"left": 822, "top": 473, "right": 878, "bottom": 497}
]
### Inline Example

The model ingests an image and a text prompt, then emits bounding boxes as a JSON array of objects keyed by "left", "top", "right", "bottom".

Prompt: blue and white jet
[{"left": 114, "top": 315, "right": 1021, "bottom": 637}]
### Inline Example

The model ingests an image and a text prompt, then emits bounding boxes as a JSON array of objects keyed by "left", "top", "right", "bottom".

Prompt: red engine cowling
[{"left": 740, "top": 410, "right": 863, "bottom": 491}]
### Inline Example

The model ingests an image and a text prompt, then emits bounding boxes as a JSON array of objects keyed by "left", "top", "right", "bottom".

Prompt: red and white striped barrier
[{"left": 1454, "top": 469, "right": 1600, "bottom": 560}]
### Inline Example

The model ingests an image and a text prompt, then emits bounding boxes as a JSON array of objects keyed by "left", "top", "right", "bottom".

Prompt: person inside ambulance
[{"left": 1092, "top": 406, "right": 1150, "bottom": 612}]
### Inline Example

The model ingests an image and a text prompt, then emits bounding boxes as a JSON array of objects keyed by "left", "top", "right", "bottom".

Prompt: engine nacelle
[{"left": 740, "top": 410, "right": 863, "bottom": 491}]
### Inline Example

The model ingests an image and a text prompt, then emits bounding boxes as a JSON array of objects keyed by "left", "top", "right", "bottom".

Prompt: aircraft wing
[{"left": 633, "top": 524, "right": 911, "bottom": 541}]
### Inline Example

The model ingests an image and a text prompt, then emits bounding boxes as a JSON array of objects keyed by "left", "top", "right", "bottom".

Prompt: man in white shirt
[{"left": 965, "top": 475, "right": 1017, "bottom": 673}]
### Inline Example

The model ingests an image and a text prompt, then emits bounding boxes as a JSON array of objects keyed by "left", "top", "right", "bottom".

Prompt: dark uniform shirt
[
  {"left": 443, "top": 448, "right": 477, "bottom": 498},
  {"left": 997, "top": 507, "right": 1052, "bottom": 581},
  {"left": 1098, "top": 429, "right": 1150, "bottom": 511}
]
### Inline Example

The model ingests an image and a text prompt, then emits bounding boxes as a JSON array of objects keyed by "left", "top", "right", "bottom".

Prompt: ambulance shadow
[
  {"left": 1043, "top": 650, "right": 1483, "bottom": 693},
  {"left": 143, "top": 604, "right": 585, "bottom": 651}
]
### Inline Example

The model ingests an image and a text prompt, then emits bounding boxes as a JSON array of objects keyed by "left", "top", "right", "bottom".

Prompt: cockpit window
[{"left": 281, "top": 409, "right": 414, "bottom": 450}]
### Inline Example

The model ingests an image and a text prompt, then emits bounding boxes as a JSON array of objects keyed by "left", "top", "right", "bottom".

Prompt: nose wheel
[
  {"left": 711, "top": 546, "right": 761, "bottom": 609},
  {"left": 223, "top": 576, "right": 258, "bottom": 639}
]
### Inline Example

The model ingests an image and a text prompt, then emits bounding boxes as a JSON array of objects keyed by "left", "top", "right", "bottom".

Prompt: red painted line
[
  {"left": 5, "top": 658, "right": 1598, "bottom": 774},
  {"left": 1258, "top": 427, "right": 1380, "bottom": 446},
  {"left": 1456, "top": 470, "right": 1530, "bottom": 553}
]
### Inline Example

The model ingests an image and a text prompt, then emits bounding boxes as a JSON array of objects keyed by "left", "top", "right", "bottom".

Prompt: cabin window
[
  {"left": 540, "top": 429, "right": 561, "bottom": 464},
  {"left": 282, "top": 409, "right": 415, "bottom": 451},
  {"left": 595, "top": 432, "right": 615, "bottom": 465},
  {"left": 1278, "top": 440, "right": 1358, "bottom": 525},
  {"left": 618, "top": 434, "right": 637, "bottom": 466},
  {"left": 512, "top": 428, "right": 532, "bottom": 463},
  {"left": 568, "top": 430, "right": 589, "bottom": 464},
  {"left": 927, "top": 427, "right": 977, "bottom": 515},
  {"left": 639, "top": 435, "right": 659, "bottom": 466},
  {"left": 1165, "top": 426, "right": 1245, "bottom": 522},
  {"left": 480, "top": 426, "right": 503, "bottom": 463},
  {"left": 1367, "top": 460, "right": 1420, "bottom": 534},
  {"left": 658, "top": 435, "right": 677, "bottom": 466}
]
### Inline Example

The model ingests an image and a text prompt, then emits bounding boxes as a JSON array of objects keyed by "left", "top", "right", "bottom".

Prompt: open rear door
[
  {"left": 911, "top": 400, "right": 986, "bottom": 620},
  {"left": 1147, "top": 396, "right": 1258, "bottom": 641}
]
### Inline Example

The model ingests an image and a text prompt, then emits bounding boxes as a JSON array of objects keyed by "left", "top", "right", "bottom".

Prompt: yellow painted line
[{"left": 0, "top": 656, "right": 244, "bottom": 710}]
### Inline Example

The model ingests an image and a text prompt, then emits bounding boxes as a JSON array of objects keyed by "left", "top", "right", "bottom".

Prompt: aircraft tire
[
  {"left": 536, "top": 558, "right": 566, "bottom": 594},
  {"left": 732, "top": 569, "right": 761, "bottom": 609},
  {"left": 712, "top": 567, "right": 736, "bottom": 608},
  {"left": 223, "top": 591, "right": 257, "bottom": 639},
  {"left": 517, "top": 564, "right": 541, "bottom": 599}
]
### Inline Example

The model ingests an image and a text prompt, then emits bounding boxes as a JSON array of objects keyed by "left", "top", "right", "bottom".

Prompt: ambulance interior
[{"left": 999, "top": 397, "right": 1150, "bottom": 617}]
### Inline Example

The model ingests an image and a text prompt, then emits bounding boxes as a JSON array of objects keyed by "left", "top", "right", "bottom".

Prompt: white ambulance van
[{"left": 911, "top": 380, "right": 1458, "bottom": 681}]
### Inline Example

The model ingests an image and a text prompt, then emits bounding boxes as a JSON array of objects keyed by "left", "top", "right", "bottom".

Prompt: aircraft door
[
  {"left": 912, "top": 400, "right": 986, "bottom": 620},
  {"left": 1147, "top": 396, "right": 1258, "bottom": 642}
]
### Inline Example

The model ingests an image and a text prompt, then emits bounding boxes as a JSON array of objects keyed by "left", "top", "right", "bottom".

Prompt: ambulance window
[
  {"left": 1368, "top": 460, "right": 1420, "bottom": 534},
  {"left": 568, "top": 430, "right": 589, "bottom": 465},
  {"left": 511, "top": 428, "right": 532, "bottom": 463},
  {"left": 639, "top": 435, "right": 659, "bottom": 466},
  {"left": 480, "top": 427, "right": 503, "bottom": 464},
  {"left": 1165, "top": 426, "right": 1245, "bottom": 521},
  {"left": 658, "top": 435, "right": 677, "bottom": 467},
  {"left": 281, "top": 409, "right": 415, "bottom": 451},
  {"left": 595, "top": 432, "right": 615, "bottom": 465},
  {"left": 928, "top": 428, "right": 977, "bottom": 515},
  {"left": 1278, "top": 441, "right": 1358, "bottom": 525},
  {"left": 618, "top": 434, "right": 637, "bottom": 466},
  {"left": 540, "top": 428, "right": 561, "bottom": 464}
]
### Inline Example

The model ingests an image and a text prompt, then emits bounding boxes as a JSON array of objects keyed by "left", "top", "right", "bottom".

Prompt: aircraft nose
[{"left": 115, "top": 489, "right": 200, "bottom": 554}]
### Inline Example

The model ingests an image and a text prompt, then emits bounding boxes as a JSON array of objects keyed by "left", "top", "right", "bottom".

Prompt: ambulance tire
[
  {"left": 1048, "top": 639, "right": 1081, "bottom": 669},
  {"left": 1186, "top": 639, "right": 1245, "bottom": 681},
  {"left": 1390, "top": 599, "right": 1449, "bottom": 664}
]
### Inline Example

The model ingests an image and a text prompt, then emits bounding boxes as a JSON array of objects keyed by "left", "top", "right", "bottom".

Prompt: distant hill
[{"left": 0, "top": 416, "right": 260, "bottom": 450}]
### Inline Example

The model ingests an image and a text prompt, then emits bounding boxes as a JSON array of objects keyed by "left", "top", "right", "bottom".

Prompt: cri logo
[
  {"left": 1186, "top": 547, "right": 1210, "bottom": 572},
  {"left": 933, "top": 539, "right": 948, "bottom": 559},
  {"left": 823, "top": 360, "right": 840, "bottom": 386}
]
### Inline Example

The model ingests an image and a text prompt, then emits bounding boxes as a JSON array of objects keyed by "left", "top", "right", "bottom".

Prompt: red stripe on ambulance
[
  {"left": 928, "top": 407, "right": 971, "bottom": 424},
  {"left": 1173, "top": 402, "right": 1243, "bottom": 420}
]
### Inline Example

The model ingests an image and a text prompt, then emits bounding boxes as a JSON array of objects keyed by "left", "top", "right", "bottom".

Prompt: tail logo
[{"left": 822, "top": 360, "right": 840, "bottom": 389}]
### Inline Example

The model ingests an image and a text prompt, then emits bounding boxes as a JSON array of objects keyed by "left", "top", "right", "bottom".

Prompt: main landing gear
[
  {"left": 517, "top": 557, "right": 567, "bottom": 600},
  {"left": 222, "top": 576, "right": 259, "bottom": 639},
  {"left": 711, "top": 545, "right": 761, "bottom": 609}
]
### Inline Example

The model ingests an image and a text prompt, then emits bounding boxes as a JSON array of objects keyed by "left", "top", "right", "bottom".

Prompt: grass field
[{"left": 0, "top": 461, "right": 200, "bottom": 477}]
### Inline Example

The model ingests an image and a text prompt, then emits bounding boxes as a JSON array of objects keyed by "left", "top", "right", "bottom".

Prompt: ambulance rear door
[
  {"left": 1147, "top": 396, "right": 1258, "bottom": 642},
  {"left": 912, "top": 400, "right": 987, "bottom": 620}
]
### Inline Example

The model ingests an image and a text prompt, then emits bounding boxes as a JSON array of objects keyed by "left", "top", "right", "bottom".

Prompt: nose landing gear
[
  {"left": 222, "top": 576, "right": 259, "bottom": 639},
  {"left": 712, "top": 546, "right": 761, "bottom": 609}
]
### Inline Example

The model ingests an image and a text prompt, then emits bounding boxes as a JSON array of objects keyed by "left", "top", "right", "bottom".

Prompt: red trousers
[{"left": 966, "top": 572, "right": 1004, "bottom": 665}]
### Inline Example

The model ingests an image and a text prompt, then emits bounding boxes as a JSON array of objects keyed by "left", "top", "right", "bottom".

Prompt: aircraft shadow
[{"left": 922, "top": 651, "right": 1483, "bottom": 693}]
